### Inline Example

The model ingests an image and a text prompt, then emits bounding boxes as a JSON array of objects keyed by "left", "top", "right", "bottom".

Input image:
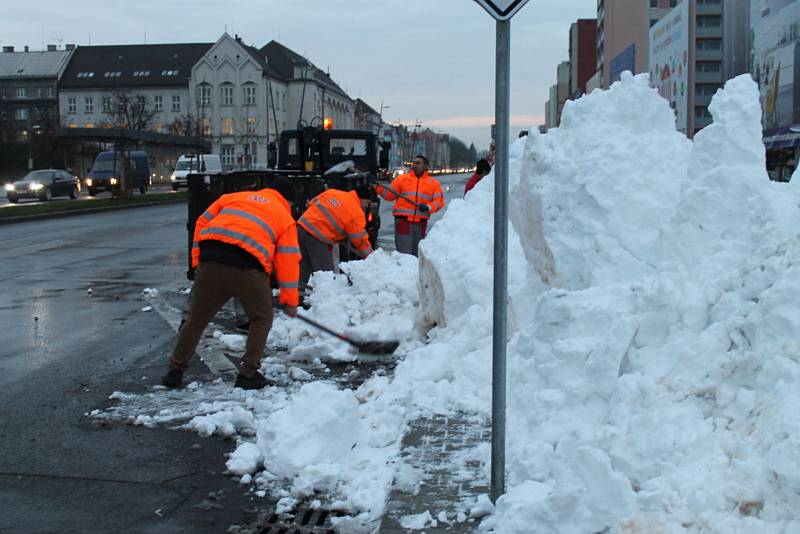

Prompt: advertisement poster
[
  {"left": 649, "top": 0, "right": 690, "bottom": 133},
  {"left": 750, "top": 0, "right": 800, "bottom": 129}
]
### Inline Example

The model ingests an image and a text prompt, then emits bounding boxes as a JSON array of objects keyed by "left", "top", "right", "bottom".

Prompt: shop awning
[{"left": 764, "top": 125, "right": 800, "bottom": 150}]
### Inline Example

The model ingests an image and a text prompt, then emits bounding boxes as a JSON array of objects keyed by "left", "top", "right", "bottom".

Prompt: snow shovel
[{"left": 293, "top": 312, "right": 400, "bottom": 355}]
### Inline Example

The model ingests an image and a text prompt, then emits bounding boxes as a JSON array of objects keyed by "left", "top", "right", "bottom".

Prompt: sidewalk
[{"left": 380, "top": 415, "right": 490, "bottom": 533}]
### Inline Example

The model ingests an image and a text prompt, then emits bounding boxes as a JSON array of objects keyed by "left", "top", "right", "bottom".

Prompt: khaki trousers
[{"left": 170, "top": 261, "right": 273, "bottom": 377}]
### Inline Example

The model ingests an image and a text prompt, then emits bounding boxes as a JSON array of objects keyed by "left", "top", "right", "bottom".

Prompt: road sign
[
  {"left": 473, "top": 0, "right": 530, "bottom": 20},
  {"left": 472, "top": 0, "right": 531, "bottom": 505}
]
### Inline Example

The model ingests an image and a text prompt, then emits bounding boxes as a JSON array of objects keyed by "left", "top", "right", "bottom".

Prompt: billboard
[
  {"left": 750, "top": 0, "right": 800, "bottom": 130},
  {"left": 649, "top": 0, "right": 690, "bottom": 133},
  {"left": 610, "top": 44, "right": 636, "bottom": 84}
]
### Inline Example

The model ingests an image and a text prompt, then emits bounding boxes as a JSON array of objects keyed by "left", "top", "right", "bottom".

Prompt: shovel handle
[
  {"left": 380, "top": 184, "right": 427, "bottom": 210},
  {"left": 294, "top": 312, "right": 353, "bottom": 345}
]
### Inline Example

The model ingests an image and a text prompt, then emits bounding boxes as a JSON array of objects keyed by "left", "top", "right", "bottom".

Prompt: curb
[{"left": 0, "top": 196, "right": 186, "bottom": 225}]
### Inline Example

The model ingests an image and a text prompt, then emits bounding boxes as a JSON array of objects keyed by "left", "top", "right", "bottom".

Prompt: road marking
[{"left": 149, "top": 296, "right": 239, "bottom": 375}]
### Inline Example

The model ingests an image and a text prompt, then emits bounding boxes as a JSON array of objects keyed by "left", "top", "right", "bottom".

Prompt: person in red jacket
[
  {"left": 375, "top": 155, "right": 444, "bottom": 256},
  {"left": 162, "top": 178, "right": 300, "bottom": 391},
  {"left": 464, "top": 159, "right": 492, "bottom": 197}
]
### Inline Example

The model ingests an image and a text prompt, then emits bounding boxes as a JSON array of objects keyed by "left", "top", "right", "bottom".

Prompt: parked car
[
  {"left": 170, "top": 154, "right": 222, "bottom": 191},
  {"left": 85, "top": 151, "right": 151, "bottom": 196},
  {"left": 5, "top": 169, "right": 80, "bottom": 203}
]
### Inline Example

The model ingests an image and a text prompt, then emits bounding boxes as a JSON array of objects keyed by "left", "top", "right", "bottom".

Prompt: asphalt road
[{"left": 0, "top": 172, "right": 470, "bottom": 532}]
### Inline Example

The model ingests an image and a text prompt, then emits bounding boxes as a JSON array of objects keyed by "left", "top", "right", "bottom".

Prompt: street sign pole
[
  {"left": 472, "top": 0, "right": 529, "bottom": 505},
  {"left": 491, "top": 16, "right": 510, "bottom": 505}
]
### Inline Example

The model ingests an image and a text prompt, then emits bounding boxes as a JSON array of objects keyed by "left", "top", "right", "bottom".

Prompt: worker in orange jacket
[
  {"left": 162, "top": 178, "right": 300, "bottom": 391},
  {"left": 375, "top": 154, "right": 444, "bottom": 256},
  {"left": 297, "top": 185, "right": 374, "bottom": 291}
]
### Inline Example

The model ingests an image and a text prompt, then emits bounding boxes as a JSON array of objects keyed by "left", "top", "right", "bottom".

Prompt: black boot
[
  {"left": 161, "top": 369, "right": 183, "bottom": 389},
  {"left": 234, "top": 371, "right": 273, "bottom": 390}
]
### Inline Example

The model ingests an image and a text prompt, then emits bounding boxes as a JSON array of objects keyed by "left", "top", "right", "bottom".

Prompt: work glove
[{"left": 418, "top": 204, "right": 430, "bottom": 213}]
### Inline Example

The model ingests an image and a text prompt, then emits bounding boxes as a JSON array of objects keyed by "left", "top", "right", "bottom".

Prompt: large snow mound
[{"left": 419, "top": 72, "right": 800, "bottom": 532}]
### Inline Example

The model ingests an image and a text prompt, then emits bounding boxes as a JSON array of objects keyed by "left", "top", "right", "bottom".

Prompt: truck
[{"left": 185, "top": 126, "right": 390, "bottom": 280}]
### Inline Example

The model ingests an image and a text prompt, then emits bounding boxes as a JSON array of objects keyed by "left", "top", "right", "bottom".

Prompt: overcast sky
[{"left": 4, "top": 0, "right": 596, "bottom": 150}]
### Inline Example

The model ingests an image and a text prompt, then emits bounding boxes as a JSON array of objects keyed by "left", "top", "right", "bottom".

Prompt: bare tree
[{"left": 109, "top": 88, "right": 157, "bottom": 131}]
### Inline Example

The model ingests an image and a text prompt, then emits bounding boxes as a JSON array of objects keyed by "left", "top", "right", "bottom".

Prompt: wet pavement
[{"left": 0, "top": 173, "right": 473, "bottom": 533}]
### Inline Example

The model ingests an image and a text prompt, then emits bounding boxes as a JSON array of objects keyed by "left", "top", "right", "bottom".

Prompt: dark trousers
[
  {"left": 170, "top": 261, "right": 273, "bottom": 377},
  {"left": 298, "top": 226, "right": 335, "bottom": 289},
  {"left": 394, "top": 217, "right": 427, "bottom": 256}
]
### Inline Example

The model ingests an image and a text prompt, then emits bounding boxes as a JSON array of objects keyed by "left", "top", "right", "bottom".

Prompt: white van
[{"left": 170, "top": 154, "right": 222, "bottom": 191}]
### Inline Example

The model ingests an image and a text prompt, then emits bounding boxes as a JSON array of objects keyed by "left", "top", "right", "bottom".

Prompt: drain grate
[{"left": 257, "top": 508, "right": 342, "bottom": 534}]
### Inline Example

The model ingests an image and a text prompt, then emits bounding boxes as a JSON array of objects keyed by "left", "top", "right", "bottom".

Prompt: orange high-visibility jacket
[
  {"left": 192, "top": 188, "right": 301, "bottom": 306},
  {"left": 375, "top": 171, "right": 445, "bottom": 222},
  {"left": 298, "top": 189, "right": 372, "bottom": 257}
]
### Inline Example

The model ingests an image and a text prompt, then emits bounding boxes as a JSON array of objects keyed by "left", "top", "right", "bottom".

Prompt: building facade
[
  {"left": 0, "top": 45, "right": 72, "bottom": 173},
  {"left": 189, "top": 33, "right": 287, "bottom": 170},
  {"left": 354, "top": 98, "right": 381, "bottom": 135},
  {"left": 596, "top": 0, "right": 676, "bottom": 89},
  {"left": 569, "top": 19, "right": 598, "bottom": 98}
]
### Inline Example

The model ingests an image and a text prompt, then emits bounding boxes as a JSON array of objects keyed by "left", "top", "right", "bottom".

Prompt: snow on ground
[{"left": 97, "top": 72, "right": 800, "bottom": 532}]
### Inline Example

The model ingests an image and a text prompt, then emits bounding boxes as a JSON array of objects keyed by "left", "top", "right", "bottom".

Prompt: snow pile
[
  {"left": 268, "top": 249, "right": 419, "bottom": 361},
  {"left": 417, "top": 73, "right": 800, "bottom": 532}
]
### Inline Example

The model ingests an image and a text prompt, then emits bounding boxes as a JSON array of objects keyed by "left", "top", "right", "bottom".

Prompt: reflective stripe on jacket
[
  {"left": 375, "top": 171, "right": 445, "bottom": 223},
  {"left": 297, "top": 189, "right": 372, "bottom": 257},
  {"left": 192, "top": 188, "right": 301, "bottom": 306}
]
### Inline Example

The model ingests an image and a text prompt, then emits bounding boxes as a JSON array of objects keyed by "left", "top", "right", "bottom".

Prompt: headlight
[
  {"left": 4, "top": 184, "right": 13, "bottom": 191},
  {"left": 85, "top": 178, "right": 93, "bottom": 186},
  {"left": 170, "top": 174, "right": 176, "bottom": 181},
  {"left": 29, "top": 182, "right": 43, "bottom": 191},
  {"left": 110, "top": 178, "right": 118, "bottom": 185}
]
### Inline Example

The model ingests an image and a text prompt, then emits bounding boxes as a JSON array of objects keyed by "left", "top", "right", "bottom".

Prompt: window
[
  {"left": 153, "top": 122, "right": 163, "bottom": 133},
  {"left": 697, "top": 39, "right": 721, "bottom": 50},
  {"left": 243, "top": 84, "right": 256, "bottom": 105},
  {"left": 46, "top": 87, "right": 53, "bottom": 98},
  {"left": 161, "top": 70, "right": 178, "bottom": 76},
  {"left": 15, "top": 107, "right": 28, "bottom": 120},
  {"left": 695, "top": 106, "right": 712, "bottom": 120},
  {"left": 221, "top": 84, "right": 234, "bottom": 106},
  {"left": 221, "top": 145, "right": 235, "bottom": 168},
  {"left": 670, "top": 0, "right": 677, "bottom": 6},
  {"left": 222, "top": 117, "right": 234, "bottom": 136},
  {"left": 282, "top": 92, "right": 287, "bottom": 111},
  {"left": 154, "top": 95, "right": 163, "bottom": 112},
  {"left": 246, "top": 116, "right": 257, "bottom": 134},
  {"left": 201, "top": 117, "right": 211, "bottom": 136},
  {"left": 696, "top": 84, "right": 719, "bottom": 97},
  {"left": 16, "top": 87, "right": 26, "bottom": 98},
  {"left": 650, "top": 0, "right": 657, "bottom": 7},
  {"left": 67, "top": 97, "right": 76, "bottom": 113},
  {"left": 0, "top": 111, "right": 5, "bottom": 120},
  {"left": 696, "top": 62, "right": 721, "bottom": 73},
  {"left": 36, "top": 87, "right": 42, "bottom": 98},
  {"left": 650, "top": 18, "right": 658, "bottom": 27},
  {"left": 84, "top": 122, "right": 94, "bottom": 128},
  {"left": 697, "top": 15, "right": 722, "bottom": 27},
  {"left": 84, "top": 97, "right": 93, "bottom": 113},
  {"left": 102, "top": 97, "right": 111, "bottom": 113},
  {"left": 172, "top": 95, "right": 181, "bottom": 112},
  {"left": 198, "top": 84, "right": 211, "bottom": 106},
  {"left": 251, "top": 141, "right": 258, "bottom": 164}
]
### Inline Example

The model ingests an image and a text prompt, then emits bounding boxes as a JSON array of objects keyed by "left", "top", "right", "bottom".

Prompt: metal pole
[{"left": 491, "top": 17, "right": 511, "bottom": 505}]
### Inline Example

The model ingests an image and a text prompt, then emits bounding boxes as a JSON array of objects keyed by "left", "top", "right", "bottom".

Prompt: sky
[{"left": 3, "top": 0, "right": 597, "bottom": 150}]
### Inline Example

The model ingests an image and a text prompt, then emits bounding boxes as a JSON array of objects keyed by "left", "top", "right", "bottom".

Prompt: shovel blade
[{"left": 356, "top": 340, "right": 400, "bottom": 355}]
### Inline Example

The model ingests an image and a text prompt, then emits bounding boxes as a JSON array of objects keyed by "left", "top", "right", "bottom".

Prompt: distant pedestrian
[
  {"left": 375, "top": 155, "right": 444, "bottom": 256},
  {"left": 162, "top": 178, "right": 300, "bottom": 391},
  {"left": 464, "top": 159, "right": 491, "bottom": 197},
  {"left": 297, "top": 185, "right": 374, "bottom": 293}
]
